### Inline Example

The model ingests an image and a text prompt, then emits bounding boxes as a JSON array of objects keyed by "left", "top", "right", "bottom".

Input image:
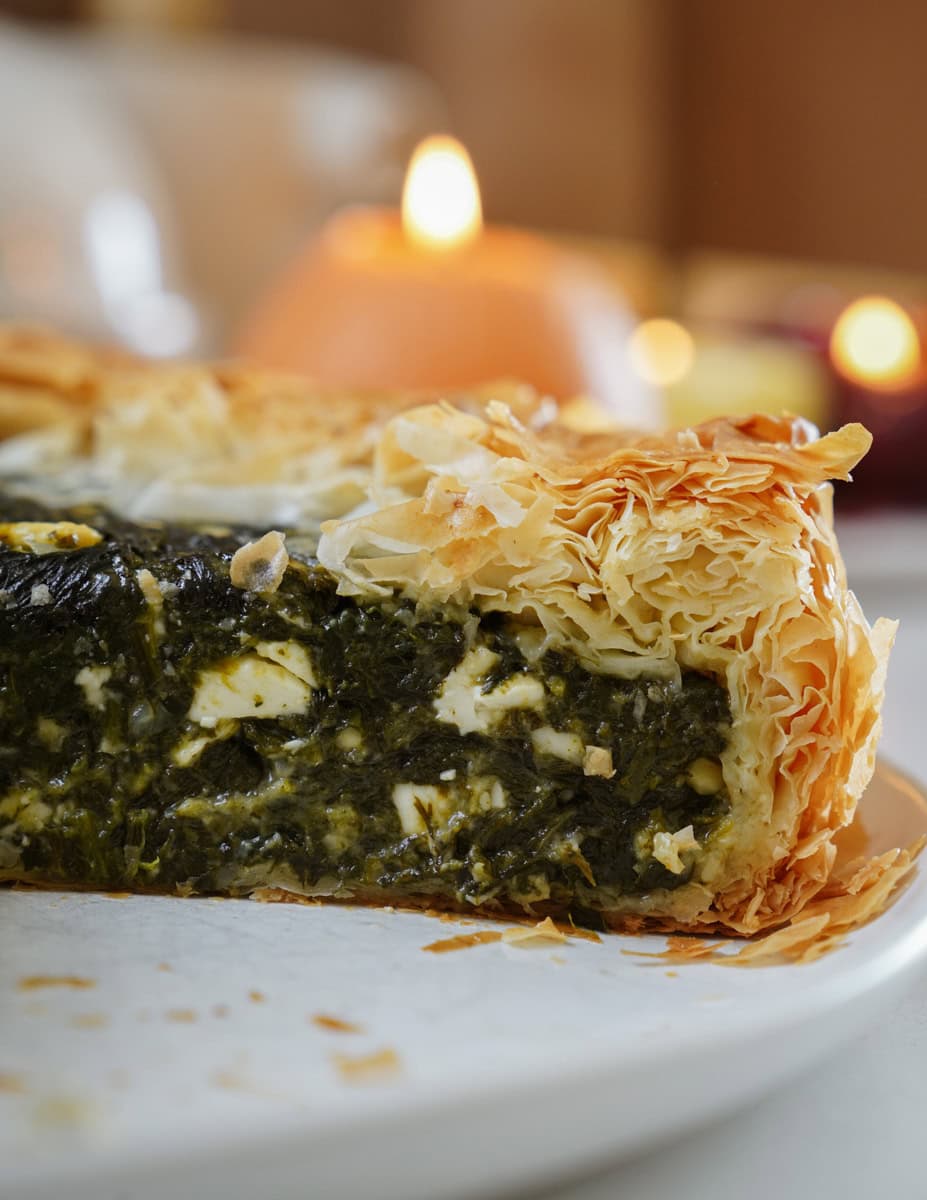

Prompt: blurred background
[{"left": 2, "top": 0, "right": 927, "bottom": 508}]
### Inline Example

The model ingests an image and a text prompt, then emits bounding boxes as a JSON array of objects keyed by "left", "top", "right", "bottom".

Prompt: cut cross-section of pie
[{"left": 0, "top": 329, "right": 894, "bottom": 934}]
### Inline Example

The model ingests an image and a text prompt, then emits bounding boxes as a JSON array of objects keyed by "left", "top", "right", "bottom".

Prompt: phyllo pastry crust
[{"left": 0, "top": 329, "right": 894, "bottom": 935}]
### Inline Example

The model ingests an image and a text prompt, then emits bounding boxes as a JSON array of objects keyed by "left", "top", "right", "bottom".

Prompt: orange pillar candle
[{"left": 237, "top": 136, "right": 658, "bottom": 428}]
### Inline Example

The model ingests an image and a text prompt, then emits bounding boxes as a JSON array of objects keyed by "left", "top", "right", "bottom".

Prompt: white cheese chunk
[
  {"left": 172, "top": 719, "right": 239, "bottom": 767},
  {"left": 433, "top": 646, "right": 498, "bottom": 733},
  {"left": 531, "top": 726, "right": 584, "bottom": 764},
  {"left": 652, "top": 825, "right": 700, "bottom": 875},
  {"left": 136, "top": 568, "right": 165, "bottom": 639},
  {"left": 484, "top": 673, "right": 546, "bottom": 714},
  {"left": 434, "top": 646, "right": 545, "bottom": 734},
  {"left": 75, "top": 665, "right": 112, "bottom": 711},
  {"left": 391, "top": 783, "right": 455, "bottom": 837},
  {"left": 512, "top": 625, "right": 548, "bottom": 663},
  {"left": 0, "top": 788, "right": 52, "bottom": 831},
  {"left": 687, "top": 757, "right": 724, "bottom": 796},
  {"left": 188, "top": 654, "right": 313, "bottom": 727},
  {"left": 471, "top": 776, "right": 509, "bottom": 812},
  {"left": 254, "top": 640, "right": 318, "bottom": 687},
  {"left": 335, "top": 726, "right": 363, "bottom": 751}
]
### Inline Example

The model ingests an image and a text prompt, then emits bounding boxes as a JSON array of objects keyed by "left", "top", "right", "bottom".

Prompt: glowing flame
[
  {"left": 628, "top": 319, "right": 695, "bottom": 387},
  {"left": 830, "top": 296, "right": 921, "bottom": 389},
  {"left": 402, "top": 135, "right": 482, "bottom": 251}
]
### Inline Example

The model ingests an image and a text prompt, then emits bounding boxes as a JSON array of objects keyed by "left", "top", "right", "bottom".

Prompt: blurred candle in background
[
  {"left": 627, "top": 318, "right": 695, "bottom": 388},
  {"left": 626, "top": 317, "right": 829, "bottom": 431},
  {"left": 238, "top": 135, "right": 658, "bottom": 429},
  {"left": 828, "top": 295, "right": 927, "bottom": 508},
  {"left": 829, "top": 296, "right": 921, "bottom": 391}
]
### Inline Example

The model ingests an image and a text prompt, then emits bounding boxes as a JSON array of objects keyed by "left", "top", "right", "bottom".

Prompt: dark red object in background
[{"left": 832, "top": 379, "right": 927, "bottom": 510}]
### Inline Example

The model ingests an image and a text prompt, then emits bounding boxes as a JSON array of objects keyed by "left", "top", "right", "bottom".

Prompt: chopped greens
[{"left": 0, "top": 495, "right": 731, "bottom": 909}]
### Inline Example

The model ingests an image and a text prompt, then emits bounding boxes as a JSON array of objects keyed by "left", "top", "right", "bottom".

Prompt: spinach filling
[{"left": 0, "top": 496, "right": 731, "bottom": 908}]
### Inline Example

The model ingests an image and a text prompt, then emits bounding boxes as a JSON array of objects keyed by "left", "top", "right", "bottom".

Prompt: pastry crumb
[
  {"left": 312, "top": 1014, "right": 364, "bottom": 1034},
  {"left": 17, "top": 975, "right": 95, "bottom": 991},
  {"left": 332, "top": 1048, "right": 401, "bottom": 1083},
  {"left": 422, "top": 930, "right": 504, "bottom": 954},
  {"left": 502, "top": 917, "right": 568, "bottom": 946},
  {"left": 70, "top": 1013, "right": 108, "bottom": 1030},
  {"left": 33, "top": 1094, "right": 97, "bottom": 1130},
  {"left": 165, "top": 1008, "right": 197, "bottom": 1023},
  {"left": 230, "top": 531, "right": 288, "bottom": 593},
  {"left": 582, "top": 745, "right": 615, "bottom": 779}
]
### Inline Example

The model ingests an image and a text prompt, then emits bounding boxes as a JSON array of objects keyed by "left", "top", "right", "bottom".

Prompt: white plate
[{"left": 2, "top": 761, "right": 926, "bottom": 1200}]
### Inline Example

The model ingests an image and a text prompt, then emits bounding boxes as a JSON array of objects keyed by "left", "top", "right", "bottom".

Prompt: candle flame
[
  {"left": 402, "top": 135, "right": 482, "bottom": 251},
  {"left": 830, "top": 296, "right": 920, "bottom": 390},
  {"left": 628, "top": 319, "right": 695, "bottom": 387}
]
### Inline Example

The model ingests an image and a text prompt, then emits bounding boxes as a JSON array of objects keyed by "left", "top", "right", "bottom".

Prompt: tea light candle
[
  {"left": 828, "top": 295, "right": 927, "bottom": 507},
  {"left": 237, "top": 136, "right": 657, "bottom": 428}
]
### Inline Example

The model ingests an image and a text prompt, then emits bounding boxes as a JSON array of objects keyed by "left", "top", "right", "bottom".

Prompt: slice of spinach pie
[{"left": 0, "top": 328, "right": 893, "bottom": 935}]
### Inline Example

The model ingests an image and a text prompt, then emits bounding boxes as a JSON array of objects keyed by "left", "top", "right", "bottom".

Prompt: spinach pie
[{"left": 0, "top": 329, "right": 893, "bottom": 934}]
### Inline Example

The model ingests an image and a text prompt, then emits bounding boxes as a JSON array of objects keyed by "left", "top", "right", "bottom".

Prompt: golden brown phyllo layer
[{"left": 0, "top": 328, "right": 893, "bottom": 934}]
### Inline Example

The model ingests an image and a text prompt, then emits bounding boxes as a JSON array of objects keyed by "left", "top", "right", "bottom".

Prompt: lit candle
[
  {"left": 828, "top": 295, "right": 926, "bottom": 508},
  {"left": 829, "top": 296, "right": 921, "bottom": 391},
  {"left": 237, "top": 135, "right": 657, "bottom": 428}
]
